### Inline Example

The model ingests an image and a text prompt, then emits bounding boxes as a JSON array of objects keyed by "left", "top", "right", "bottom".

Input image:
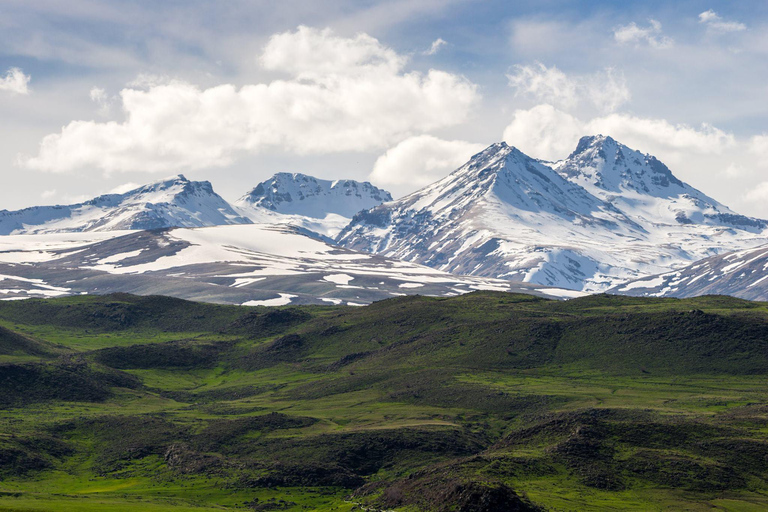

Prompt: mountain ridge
[
  {"left": 235, "top": 172, "right": 391, "bottom": 237},
  {"left": 554, "top": 135, "right": 764, "bottom": 231},
  {"left": 1, "top": 137, "right": 766, "bottom": 298},
  {"left": 611, "top": 241, "right": 768, "bottom": 301},
  {"left": 337, "top": 137, "right": 768, "bottom": 292},
  {"left": 0, "top": 174, "right": 251, "bottom": 235}
]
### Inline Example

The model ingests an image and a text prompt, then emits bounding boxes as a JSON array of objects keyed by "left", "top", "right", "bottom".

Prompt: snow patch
[
  {"left": 323, "top": 274, "right": 355, "bottom": 285},
  {"left": 242, "top": 293, "right": 297, "bottom": 306}
]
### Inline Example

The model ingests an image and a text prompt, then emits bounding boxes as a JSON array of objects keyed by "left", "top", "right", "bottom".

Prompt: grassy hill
[{"left": 1, "top": 292, "right": 768, "bottom": 511}]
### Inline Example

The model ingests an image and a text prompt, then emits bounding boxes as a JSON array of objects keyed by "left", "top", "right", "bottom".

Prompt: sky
[{"left": 2, "top": 0, "right": 768, "bottom": 217}]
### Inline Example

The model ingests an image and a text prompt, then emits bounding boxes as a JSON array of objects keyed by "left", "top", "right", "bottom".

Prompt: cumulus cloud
[
  {"left": 0, "top": 67, "right": 31, "bottom": 95},
  {"left": 507, "top": 63, "right": 630, "bottom": 113},
  {"left": 614, "top": 19, "right": 673, "bottom": 49},
  {"left": 89, "top": 87, "right": 108, "bottom": 104},
  {"left": 369, "top": 135, "right": 485, "bottom": 194},
  {"left": 423, "top": 38, "right": 447, "bottom": 56},
  {"left": 502, "top": 104, "right": 736, "bottom": 162},
  {"left": 698, "top": 10, "right": 746, "bottom": 33},
  {"left": 507, "top": 64, "right": 577, "bottom": 110},
  {"left": 20, "top": 26, "right": 480, "bottom": 174},
  {"left": 502, "top": 105, "right": 584, "bottom": 161},
  {"left": 261, "top": 26, "right": 406, "bottom": 77},
  {"left": 89, "top": 87, "right": 116, "bottom": 116}
]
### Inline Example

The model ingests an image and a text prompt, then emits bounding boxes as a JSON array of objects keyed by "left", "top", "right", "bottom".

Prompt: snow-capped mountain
[
  {"left": 236, "top": 173, "right": 392, "bottom": 237},
  {"left": 0, "top": 225, "right": 578, "bottom": 305},
  {"left": 0, "top": 175, "right": 250, "bottom": 235},
  {"left": 337, "top": 138, "right": 768, "bottom": 292},
  {"left": 554, "top": 135, "right": 763, "bottom": 231},
  {"left": 611, "top": 243, "right": 768, "bottom": 301},
  {"left": 2, "top": 138, "right": 765, "bottom": 301}
]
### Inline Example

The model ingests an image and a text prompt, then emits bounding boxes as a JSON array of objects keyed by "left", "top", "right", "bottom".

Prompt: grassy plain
[{"left": 0, "top": 292, "right": 767, "bottom": 511}]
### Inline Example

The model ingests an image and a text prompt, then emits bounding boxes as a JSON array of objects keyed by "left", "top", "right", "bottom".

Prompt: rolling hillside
[{"left": 1, "top": 292, "right": 767, "bottom": 511}]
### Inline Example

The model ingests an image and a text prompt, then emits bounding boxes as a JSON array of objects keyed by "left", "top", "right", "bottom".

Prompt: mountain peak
[
  {"left": 456, "top": 141, "right": 517, "bottom": 175},
  {"left": 237, "top": 172, "right": 392, "bottom": 220},
  {"left": 0, "top": 172, "right": 249, "bottom": 235},
  {"left": 489, "top": 141, "right": 510, "bottom": 150},
  {"left": 475, "top": 141, "right": 511, "bottom": 159},
  {"left": 570, "top": 134, "right": 616, "bottom": 158},
  {"left": 113, "top": 174, "right": 217, "bottom": 204},
  {"left": 558, "top": 135, "right": 686, "bottom": 195},
  {"left": 338, "top": 135, "right": 768, "bottom": 293},
  {"left": 555, "top": 135, "right": 765, "bottom": 231},
  {"left": 149, "top": 174, "right": 190, "bottom": 187}
]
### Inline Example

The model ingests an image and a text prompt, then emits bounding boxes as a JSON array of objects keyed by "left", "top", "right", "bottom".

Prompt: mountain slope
[
  {"left": 337, "top": 139, "right": 768, "bottom": 291},
  {"left": 236, "top": 173, "right": 391, "bottom": 237},
  {"left": 0, "top": 175, "right": 250, "bottom": 235},
  {"left": 612, "top": 242, "right": 768, "bottom": 301},
  {"left": 0, "top": 225, "right": 577, "bottom": 305},
  {"left": 554, "top": 135, "right": 764, "bottom": 231}
]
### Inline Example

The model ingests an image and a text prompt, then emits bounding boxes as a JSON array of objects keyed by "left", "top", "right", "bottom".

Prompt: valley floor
[{"left": 1, "top": 292, "right": 768, "bottom": 511}]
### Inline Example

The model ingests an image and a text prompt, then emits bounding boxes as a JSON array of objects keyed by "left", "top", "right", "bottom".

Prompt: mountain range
[
  {"left": 0, "top": 224, "right": 571, "bottom": 305},
  {"left": 338, "top": 136, "right": 767, "bottom": 292},
  {"left": 1, "top": 135, "right": 767, "bottom": 303}
]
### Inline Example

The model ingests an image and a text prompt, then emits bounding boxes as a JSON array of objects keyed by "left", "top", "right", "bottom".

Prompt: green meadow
[{"left": 1, "top": 292, "right": 768, "bottom": 511}]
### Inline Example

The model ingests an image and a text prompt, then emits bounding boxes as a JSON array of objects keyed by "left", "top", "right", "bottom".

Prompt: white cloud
[
  {"left": 698, "top": 10, "right": 746, "bottom": 33},
  {"left": 19, "top": 26, "right": 480, "bottom": 174},
  {"left": 502, "top": 104, "right": 584, "bottom": 161},
  {"left": 614, "top": 19, "right": 673, "bottom": 49},
  {"left": 89, "top": 87, "right": 115, "bottom": 116},
  {"left": 750, "top": 135, "right": 768, "bottom": 167},
  {"left": 583, "top": 69, "right": 632, "bottom": 114},
  {"left": 40, "top": 189, "right": 57, "bottom": 199},
  {"left": 724, "top": 163, "right": 752, "bottom": 178},
  {"left": 587, "top": 114, "right": 735, "bottom": 155},
  {"left": 507, "top": 63, "right": 630, "bottom": 113},
  {"left": 502, "top": 104, "right": 736, "bottom": 162},
  {"left": 0, "top": 67, "right": 31, "bottom": 95},
  {"left": 744, "top": 182, "right": 768, "bottom": 204},
  {"left": 127, "top": 73, "right": 174, "bottom": 89},
  {"left": 369, "top": 135, "right": 485, "bottom": 194},
  {"left": 108, "top": 182, "right": 141, "bottom": 194},
  {"left": 260, "top": 25, "right": 406, "bottom": 77},
  {"left": 89, "top": 87, "right": 107, "bottom": 103},
  {"left": 507, "top": 64, "right": 577, "bottom": 110},
  {"left": 423, "top": 38, "right": 447, "bottom": 56}
]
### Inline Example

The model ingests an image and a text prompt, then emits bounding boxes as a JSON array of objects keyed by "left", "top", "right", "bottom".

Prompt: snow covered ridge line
[
  {"left": 0, "top": 175, "right": 250, "bottom": 235},
  {"left": 0, "top": 224, "right": 584, "bottom": 305},
  {"left": 0, "top": 173, "right": 394, "bottom": 240},
  {"left": 235, "top": 173, "right": 392, "bottom": 238},
  {"left": 611, "top": 243, "right": 768, "bottom": 302},
  {"left": 2, "top": 134, "right": 767, "bottom": 300},
  {"left": 336, "top": 136, "right": 768, "bottom": 293}
]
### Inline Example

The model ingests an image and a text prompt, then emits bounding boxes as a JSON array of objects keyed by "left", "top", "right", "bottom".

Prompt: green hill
[{"left": 0, "top": 292, "right": 767, "bottom": 511}]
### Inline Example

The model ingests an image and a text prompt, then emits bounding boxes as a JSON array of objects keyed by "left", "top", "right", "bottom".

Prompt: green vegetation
[{"left": 1, "top": 291, "right": 768, "bottom": 511}]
